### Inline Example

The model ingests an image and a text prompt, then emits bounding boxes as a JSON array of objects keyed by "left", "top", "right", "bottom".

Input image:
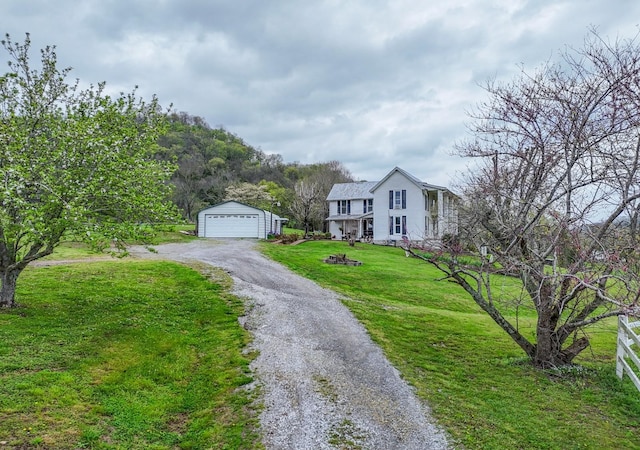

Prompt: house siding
[
  {"left": 372, "top": 171, "right": 426, "bottom": 242},
  {"left": 327, "top": 197, "right": 373, "bottom": 240},
  {"left": 325, "top": 181, "right": 377, "bottom": 240},
  {"left": 325, "top": 167, "right": 458, "bottom": 245}
]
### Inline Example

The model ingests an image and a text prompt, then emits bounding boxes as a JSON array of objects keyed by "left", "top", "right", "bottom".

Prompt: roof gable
[
  {"left": 370, "top": 167, "right": 423, "bottom": 192},
  {"left": 369, "top": 167, "right": 449, "bottom": 193},
  {"left": 197, "top": 200, "right": 264, "bottom": 215}
]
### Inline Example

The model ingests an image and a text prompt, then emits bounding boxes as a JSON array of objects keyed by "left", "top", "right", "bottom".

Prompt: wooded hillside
[{"left": 156, "top": 112, "right": 353, "bottom": 231}]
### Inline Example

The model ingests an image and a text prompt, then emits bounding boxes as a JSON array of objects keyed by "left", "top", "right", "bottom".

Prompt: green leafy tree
[{"left": 0, "top": 34, "right": 177, "bottom": 307}]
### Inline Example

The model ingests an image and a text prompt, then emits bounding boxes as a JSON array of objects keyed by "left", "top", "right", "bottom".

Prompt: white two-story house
[{"left": 326, "top": 167, "right": 458, "bottom": 245}]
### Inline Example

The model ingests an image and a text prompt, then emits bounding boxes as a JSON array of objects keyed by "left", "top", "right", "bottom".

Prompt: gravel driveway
[{"left": 131, "top": 239, "right": 451, "bottom": 450}]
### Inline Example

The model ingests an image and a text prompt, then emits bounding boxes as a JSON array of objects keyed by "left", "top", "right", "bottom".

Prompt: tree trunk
[
  {"left": 304, "top": 218, "right": 310, "bottom": 237},
  {"left": 0, "top": 268, "right": 21, "bottom": 308},
  {"left": 533, "top": 326, "right": 558, "bottom": 368},
  {"left": 532, "top": 290, "right": 586, "bottom": 368},
  {"left": 533, "top": 330, "right": 589, "bottom": 368}
]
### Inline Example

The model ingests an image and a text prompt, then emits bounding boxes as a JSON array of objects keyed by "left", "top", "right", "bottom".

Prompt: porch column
[{"left": 437, "top": 190, "right": 444, "bottom": 238}]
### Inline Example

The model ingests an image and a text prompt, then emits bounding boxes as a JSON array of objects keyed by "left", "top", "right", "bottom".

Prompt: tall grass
[{"left": 261, "top": 240, "right": 640, "bottom": 449}]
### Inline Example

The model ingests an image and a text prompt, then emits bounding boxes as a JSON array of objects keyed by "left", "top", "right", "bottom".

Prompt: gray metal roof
[{"left": 326, "top": 181, "right": 377, "bottom": 201}]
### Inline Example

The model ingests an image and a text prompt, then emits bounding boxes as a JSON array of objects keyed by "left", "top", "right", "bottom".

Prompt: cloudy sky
[{"left": 1, "top": 1, "right": 639, "bottom": 185}]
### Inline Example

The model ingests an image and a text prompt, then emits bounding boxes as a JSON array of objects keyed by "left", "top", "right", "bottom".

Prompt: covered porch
[{"left": 326, "top": 213, "right": 373, "bottom": 241}]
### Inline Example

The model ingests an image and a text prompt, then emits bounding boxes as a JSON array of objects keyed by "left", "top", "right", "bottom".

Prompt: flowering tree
[
  {"left": 223, "top": 182, "right": 275, "bottom": 210},
  {"left": 416, "top": 31, "right": 640, "bottom": 368},
  {"left": 0, "top": 34, "right": 176, "bottom": 307}
]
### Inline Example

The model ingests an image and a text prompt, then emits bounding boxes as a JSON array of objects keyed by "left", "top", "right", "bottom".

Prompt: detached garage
[{"left": 197, "top": 201, "right": 286, "bottom": 239}]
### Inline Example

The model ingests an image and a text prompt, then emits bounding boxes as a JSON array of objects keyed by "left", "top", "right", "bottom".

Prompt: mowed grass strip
[
  {"left": 37, "top": 224, "right": 198, "bottom": 262},
  {"left": 260, "top": 240, "right": 640, "bottom": 449},
  {"left": 0, "top": 260, "right": 258, "bottom": 449}
]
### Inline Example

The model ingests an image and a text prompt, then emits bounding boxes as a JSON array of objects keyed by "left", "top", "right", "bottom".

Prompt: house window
[
  {"left": 388, "top": 190, "right": 407, "bottom": 209},
  {"left": 338, "top": 200, "right": 351, "bottom": 215},
  {"left": 389, "top": 216, "right": 407, "bottom": 235},
  {"left": 363, "top": 198, "right": 373, "bottom": 213}
]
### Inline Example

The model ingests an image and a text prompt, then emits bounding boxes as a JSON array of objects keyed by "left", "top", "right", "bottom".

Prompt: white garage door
[{"left": 204, "top": 214, "right": 260, "bottom": 238}]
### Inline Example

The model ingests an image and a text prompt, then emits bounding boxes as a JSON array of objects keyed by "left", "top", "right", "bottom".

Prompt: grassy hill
[
  {"left": 1, "top": 236, "right": 639, "bottom": 449},
  {"left": 261, "top": 240, "right": 640, "bottom": 449}
]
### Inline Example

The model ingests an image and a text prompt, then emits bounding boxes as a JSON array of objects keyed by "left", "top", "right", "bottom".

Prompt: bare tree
[
  {"left": 311, "top": 161, "right": 354, "bottom": 231},
  {"left": 285, "top": 161, "right": 353, "bottom": 233},
  {"left": 290, "top": 180, "right": 324, "bottom": 236},
  {"left": 413, "top": 30, "right": 640, "bottom": 368},
  {"left": 172, "top": 154, "right": 220, "bottom": 221}
]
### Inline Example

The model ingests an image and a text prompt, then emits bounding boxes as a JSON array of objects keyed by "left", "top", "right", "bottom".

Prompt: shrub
[
  {"left": 309, "top": 232, "right": 332, "bottom": 240},
  {"left": 280, "top": 233, "right": 301, "bottom": 244}
]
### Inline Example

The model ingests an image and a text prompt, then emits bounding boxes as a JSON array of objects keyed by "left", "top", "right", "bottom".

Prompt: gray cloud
[{"left": 1, "top": 0, "right": 639, "bottom": 185}]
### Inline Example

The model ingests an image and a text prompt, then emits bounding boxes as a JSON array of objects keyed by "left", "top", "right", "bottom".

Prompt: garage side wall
[{"left": 197, "top": 202, "right": 267, "bottom": 238}]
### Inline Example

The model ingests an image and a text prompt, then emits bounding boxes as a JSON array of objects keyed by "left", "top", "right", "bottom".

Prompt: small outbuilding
[{"left": 197, "top": 200, "right": 287, "bottom": 239}]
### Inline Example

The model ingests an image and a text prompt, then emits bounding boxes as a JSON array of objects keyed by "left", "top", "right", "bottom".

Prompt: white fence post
[
  {"left": 616, "top": 314, "right": 640, "bottom": 392},
  {"left": 617, "top": 315, "right": 628, "bottom": 380}
]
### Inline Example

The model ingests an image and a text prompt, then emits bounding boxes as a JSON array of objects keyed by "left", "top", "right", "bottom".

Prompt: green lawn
[
  {"left": 39, "top": 224, "right": 198, "bottom": 261},
  {"left": 3, "top": 236, "right": 639, "bottom": 449},
  {"left": 260, "top": 240, "right": 640, "bottom": 449},
  {"left": 0, "top": 260, "right": 258, "bottom": 449}
]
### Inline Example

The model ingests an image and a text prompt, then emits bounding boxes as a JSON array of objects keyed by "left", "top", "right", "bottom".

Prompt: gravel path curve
[{"left": 131, "top": 239, "right": 452, "bottom": 450}]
